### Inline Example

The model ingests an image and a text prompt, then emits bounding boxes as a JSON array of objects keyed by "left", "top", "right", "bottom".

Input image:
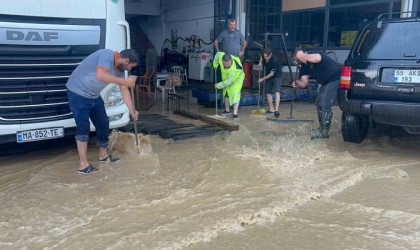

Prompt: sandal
[
  {"left": 78, "top": 164, "right": 98, "bottom": 174},
  {"left": 99, "top": 154, "right": 120, "bottom": 163}
]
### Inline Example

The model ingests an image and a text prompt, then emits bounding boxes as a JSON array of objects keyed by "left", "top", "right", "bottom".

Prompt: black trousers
[{"left": 315, "top": 79, "right": 339, "bottom": 113}]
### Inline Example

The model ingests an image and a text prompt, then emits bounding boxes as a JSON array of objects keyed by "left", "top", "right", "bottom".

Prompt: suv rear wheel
[{"left": 341, "top": 112, "right": 369, "bottom": 143}]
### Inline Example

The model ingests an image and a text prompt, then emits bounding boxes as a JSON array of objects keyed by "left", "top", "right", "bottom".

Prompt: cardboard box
[{"left": 340, "top": 31, "right": 358, "bottom": 47}]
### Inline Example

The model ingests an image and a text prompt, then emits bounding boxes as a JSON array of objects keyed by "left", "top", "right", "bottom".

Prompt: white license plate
[
  {"left": 16, "top": 127, "right": 64, "bottom": 143},
  {"left": 394, "top": 69, "right": 420, "bottom": 83}
]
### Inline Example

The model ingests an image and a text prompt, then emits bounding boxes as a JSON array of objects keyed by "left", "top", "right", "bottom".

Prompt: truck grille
[
  {"left": 0, "top": 16, "right": 105, "bottom": 124},
  {"left": 1, "top": 56, "right": 85, "bottom": 65},
  {"left": 0, "top": 58, "right": 81, "bottom": 124}
]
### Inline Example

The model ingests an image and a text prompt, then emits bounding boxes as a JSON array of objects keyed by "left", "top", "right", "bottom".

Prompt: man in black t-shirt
[
  {"left": 292, "top": 47, "right": 341, "bottom": 140},
  {"left": 258, "top": 48, "right": 282, "bottom": 117}
]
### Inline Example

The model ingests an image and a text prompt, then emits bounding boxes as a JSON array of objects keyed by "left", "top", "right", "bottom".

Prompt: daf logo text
[{"left": 6, "top": 30, "right": 58, "bottom": 41}]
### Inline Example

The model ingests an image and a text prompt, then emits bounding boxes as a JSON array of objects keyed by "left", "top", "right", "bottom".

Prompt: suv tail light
[{"left": 340, "top": 66, "right": 352, "bottom": 89}]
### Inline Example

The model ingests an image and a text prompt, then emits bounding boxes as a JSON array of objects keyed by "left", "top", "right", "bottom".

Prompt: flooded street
[{"left": 0, "top": 103, "right": 419, "bottom": 249}]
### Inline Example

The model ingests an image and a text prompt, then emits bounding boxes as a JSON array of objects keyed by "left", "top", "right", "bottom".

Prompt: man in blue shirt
[
  {"left": 66, "top": 49, "right": 139, "bottom": 173},
  {"left": 214, "top": 19, "right": 247, "bottom": 58}
]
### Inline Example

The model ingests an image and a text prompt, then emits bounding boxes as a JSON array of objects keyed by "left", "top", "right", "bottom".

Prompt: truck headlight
[{"left": 105, "top": 85, "right": 124, "bottom": 107}]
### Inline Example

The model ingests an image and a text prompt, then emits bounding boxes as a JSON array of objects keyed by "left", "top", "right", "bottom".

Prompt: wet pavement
[{"left": 0, "top": 99, "right": 419, "bottom": 249}]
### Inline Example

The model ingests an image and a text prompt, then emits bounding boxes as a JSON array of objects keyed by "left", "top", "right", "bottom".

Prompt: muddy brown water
[{"left": 0, "top": 103, "right": 419, "bottom": 249}]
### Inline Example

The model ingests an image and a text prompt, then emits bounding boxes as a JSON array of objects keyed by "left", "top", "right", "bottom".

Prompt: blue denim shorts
[{"left": 67, "top": 90, "right": 109, "bottom": 148}]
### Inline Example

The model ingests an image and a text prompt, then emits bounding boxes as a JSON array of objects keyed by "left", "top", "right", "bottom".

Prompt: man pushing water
[{"left": 213, "top": 52, "right": 245, "bottom": 119}]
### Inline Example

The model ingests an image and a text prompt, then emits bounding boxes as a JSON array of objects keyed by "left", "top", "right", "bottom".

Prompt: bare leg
[
  {"left": 233, "top": 103, "right": 240, "bottom": 115},
  {"left": 274, "top": 92, "right": 281, "bottom": 111},
  {"left": 99, "top": 147, "right": 108, "bottom": 160},
  {"left": 76, "top": 140, "right": 89, "bottom": 170},
  {"left": 224, "top": 97, "right": 230, "bottom": 112},
  {"left": 266, "top": 94, "right": 274, "bottom": 111}
]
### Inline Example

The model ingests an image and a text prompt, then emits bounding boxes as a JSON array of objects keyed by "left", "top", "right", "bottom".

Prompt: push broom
[
  {"left": 251, "top": 70, "right": 267, "bottom": 115},
  {"left": 117, "top": 23, "right": 140, "bottom": 153},
  {"left": 127, "top": 70, "right": 140, "bottom": 153},
  {"left": 209, "top": 67, "right": 225, "bottom": 119}
]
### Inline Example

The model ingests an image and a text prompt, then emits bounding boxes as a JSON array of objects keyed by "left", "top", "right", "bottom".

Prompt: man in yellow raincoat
[{"left": 213, "top": 52, "right": 244, "bottom": 119}]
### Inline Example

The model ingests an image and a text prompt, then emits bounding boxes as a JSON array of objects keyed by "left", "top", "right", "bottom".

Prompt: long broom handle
[
  {"left": 258, "top": 70, "right": 261, "bottom": 109},
  {"left": 214, "top": 68, "right": 218, "bottom": 115},
  {"left": 289, "top": 90, "right": 294, "bottom": 118},
  {"left": 289, "top": 64, "right": 300, "bottom": 118},
  {"left": 127, "top": 70, "right": 139, "bottom": 150},
  {"left": 262, "top": 66, "right": 266, "bottom": 110}
]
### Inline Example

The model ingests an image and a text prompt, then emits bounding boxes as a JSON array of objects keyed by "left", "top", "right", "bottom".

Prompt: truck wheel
[{"left": 341, "top": 112, "right": 369, "bottom": 143}]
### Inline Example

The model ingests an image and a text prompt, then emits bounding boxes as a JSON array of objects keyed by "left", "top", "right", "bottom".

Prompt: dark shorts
[{"left": 265, "top": 77, "right": 281, "bottom": 94}]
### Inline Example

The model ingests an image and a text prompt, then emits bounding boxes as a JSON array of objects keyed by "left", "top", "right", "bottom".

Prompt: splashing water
[{"left": 108, "top": 130, "right": 153, "bottom": 156}]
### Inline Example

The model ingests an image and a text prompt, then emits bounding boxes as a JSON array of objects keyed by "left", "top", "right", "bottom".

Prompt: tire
[{"left": 341, "top": 112, "right": 369, "bottom": 143}]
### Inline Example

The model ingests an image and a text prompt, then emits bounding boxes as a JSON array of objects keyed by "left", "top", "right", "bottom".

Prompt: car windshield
[{"left": 353, "top": 21, "right": 420, "bottom": 60}]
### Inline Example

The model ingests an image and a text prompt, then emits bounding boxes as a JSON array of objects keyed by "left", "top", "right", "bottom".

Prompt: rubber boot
[
  {"left": 311, "top": 109, "right": 322, "bottom": 133},
  {"left": 311, "top": 111, "right": 332, "bottom": 140}
]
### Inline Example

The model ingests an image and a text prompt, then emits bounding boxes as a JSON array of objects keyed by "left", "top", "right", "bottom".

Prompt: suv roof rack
[{"left": 376, "top": 11, "right": 418, "bottom": 20}]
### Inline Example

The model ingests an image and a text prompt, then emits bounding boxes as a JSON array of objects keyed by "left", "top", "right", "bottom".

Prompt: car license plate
[
  {"left": 393, "top": 69, "right": 420, "bottom": 83},
  {"left": 16, "top": 127, "right": 64, "bottom": 143}
]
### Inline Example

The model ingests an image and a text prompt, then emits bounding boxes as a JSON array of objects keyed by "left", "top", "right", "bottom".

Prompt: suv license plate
[
  {"left": 16, "top": 127, "right": 64, "bottom": 143},
  {"left": 394, "top": 69, "right": 420, "bottom": 83}
]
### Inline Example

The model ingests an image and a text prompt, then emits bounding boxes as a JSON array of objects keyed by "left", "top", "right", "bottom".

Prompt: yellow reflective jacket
[{"left": 213, "top": 52, "right": 244, "bottom": 104}]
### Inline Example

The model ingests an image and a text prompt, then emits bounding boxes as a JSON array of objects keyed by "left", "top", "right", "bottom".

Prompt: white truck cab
[{"left": 0, "top": 0, "right": 131, "bottom": 144}]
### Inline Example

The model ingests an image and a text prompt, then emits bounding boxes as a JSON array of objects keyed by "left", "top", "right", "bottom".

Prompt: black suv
[{"left": 338, "top": 15, "right": 420, "bottom": 143}]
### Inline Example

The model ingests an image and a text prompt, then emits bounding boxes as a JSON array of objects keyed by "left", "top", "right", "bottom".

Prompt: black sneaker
[
  {"left": 274, "top": 111, "right": 280, "bottom": 118},
  {"left": 78, "top": 164, "right": 98, "bottom": 174},
  {"left": 221, "top": 110, "right": 231, "bottom": 116},
  {"left": 265, "top": 110, "right": 274, "bottom": 114},
  {"left": 232, "top": 114, "right": 239, "bottom": 119},
  {"left": 99, "top": 154, "right": 120, "bottom": 163}
]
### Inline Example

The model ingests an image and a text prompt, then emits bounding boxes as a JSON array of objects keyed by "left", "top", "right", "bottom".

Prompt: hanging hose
[{"left": 160, "top": 36, "right": 214, "bottom": 56}]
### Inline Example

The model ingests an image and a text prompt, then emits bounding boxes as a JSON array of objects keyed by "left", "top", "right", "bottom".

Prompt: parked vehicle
[
  {"left": 339, "top": 13, "right": 420, "bottom": 143},
  {"left": 0, "top": 0, "right": 131, "bottom": 144}
]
